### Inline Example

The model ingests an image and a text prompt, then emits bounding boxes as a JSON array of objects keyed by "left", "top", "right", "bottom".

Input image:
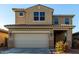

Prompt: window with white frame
[{"left": 34, "top": 12, "right": 45, "bottom": 21}]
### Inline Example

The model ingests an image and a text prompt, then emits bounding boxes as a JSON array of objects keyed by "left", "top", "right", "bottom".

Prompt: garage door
[{"left": 14, "top": 33, "right": 49, "bottom": 48}]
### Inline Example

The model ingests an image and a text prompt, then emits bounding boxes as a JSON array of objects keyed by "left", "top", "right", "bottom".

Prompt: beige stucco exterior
[
  {"left": 5, "top": 4, "right": 74, "bottom": 48},
  {"left": 53, "top": 16, "right": 73, "bottom": 25},
  {"left": 14, "top": 5, "right": 53, "bottom": 25},
  {"left": 6, "top": 25, "right": 74, "bottom": 48}
]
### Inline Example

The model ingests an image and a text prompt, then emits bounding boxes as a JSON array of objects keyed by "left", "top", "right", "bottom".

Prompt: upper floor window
[
  {"left": 19, "top": 12, "right": 24, "bottom": 16},
  {"left": 40, "top": 12, "right": 45, "bottom": 17},
  {"left": 64, "top": 17, "right": 69, "bottom": 24},
  {"left": 34, "top": 12, "right": 39, "bottom": 17},
  {"left": 53, "top": 17, "right": 59, "bottom": 25},
  {"left": 40, "top": 12, "right": 45, "bottom": 21},
  {"left": 34, "top": 12, "right": 39, "bottom": 21},
  {"left": 34, "top": 12, "right": 45, "bottom": 21}
]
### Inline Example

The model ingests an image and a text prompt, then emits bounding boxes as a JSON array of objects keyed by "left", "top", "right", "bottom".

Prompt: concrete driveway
[
  {"left": 1, "top": 48, "right": 79, "bottom": 54},
  {"left": 1, "top": 48, "right": 53, "bottom": 54}
]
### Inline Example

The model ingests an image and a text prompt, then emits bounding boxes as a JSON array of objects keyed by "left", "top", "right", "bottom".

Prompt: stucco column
[
  {"left": 66, "top": 29, "right": 72, "bottom": 48},
  {"left": 49, "top": 30, "right": 54, "bottom": 49},
  {"left": 8, "top": 32, "right": 14, "bottom": 48}
]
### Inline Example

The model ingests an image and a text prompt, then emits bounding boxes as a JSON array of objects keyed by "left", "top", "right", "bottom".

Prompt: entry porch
[{"left": 49, "top": 29, "right": 72, "bottom": 49}]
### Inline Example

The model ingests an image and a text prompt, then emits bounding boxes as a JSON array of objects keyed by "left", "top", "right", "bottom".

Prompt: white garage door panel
[{"left": 14, "top": 34, "right": 48, "bottom": 48}]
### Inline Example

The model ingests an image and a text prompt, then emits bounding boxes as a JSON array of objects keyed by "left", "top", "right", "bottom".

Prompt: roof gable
[
  {"left": 12, "top": 4, "right": 54, "bottom": 12},
  {"left": 25, "top": 4, "right": 54, "bottom": 11}
]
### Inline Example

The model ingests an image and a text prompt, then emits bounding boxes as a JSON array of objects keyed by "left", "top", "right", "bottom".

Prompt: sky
[{"left": 0, "top": 4, "right": 79, "bottom": 33}]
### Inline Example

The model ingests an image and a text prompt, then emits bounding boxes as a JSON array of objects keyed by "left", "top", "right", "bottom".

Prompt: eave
[
  {"left": 53, "top": 15, "right": 75, "bottom": 17},
  {"left": 5, "top": 24, "right": 75, "bottom": 30}
]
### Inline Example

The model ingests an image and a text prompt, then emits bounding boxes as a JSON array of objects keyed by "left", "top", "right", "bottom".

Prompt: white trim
[
  {"left": 12, "top": 31, "right": 50, "bottom": 33},
  {"left": 33, "top": 12, "right": 45, "bottom": 22},
  {"left": 61, "top": 24, "right": 72, "bottom": 26},
  {"left": 33, "top": 20, "right": 45, "bottom": 22}
]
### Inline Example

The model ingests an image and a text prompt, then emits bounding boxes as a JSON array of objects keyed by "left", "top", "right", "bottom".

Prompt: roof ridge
[
  {"left": 25, "top": 4, "right": 54, "bottom": 10},
  {"left": 12, "top": 4, "right": 54, "bottom": 11}
]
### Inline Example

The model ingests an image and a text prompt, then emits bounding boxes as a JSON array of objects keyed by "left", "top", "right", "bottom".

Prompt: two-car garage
[{"left": 13, "top": 31, "right": 49, "bottom": 48}]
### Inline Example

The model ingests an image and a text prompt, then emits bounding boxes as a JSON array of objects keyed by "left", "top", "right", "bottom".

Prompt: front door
[{"left": 54, "top": 30, "right": 67, "bottom": 48}]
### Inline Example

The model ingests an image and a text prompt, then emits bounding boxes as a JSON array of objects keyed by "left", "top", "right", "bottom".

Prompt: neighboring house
[
  {"left": 0, "top": 29, "right": 8, "bottom": 47},
  {"left": 72, "top": 32, "right": 79, "bottom": 49},
  {"left": 5, "top": 4, "right": 74, "bottom": 49}
]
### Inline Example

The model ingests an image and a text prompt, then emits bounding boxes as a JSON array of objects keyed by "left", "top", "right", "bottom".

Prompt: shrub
[
  {"left": 64, "top": 42, "right": 70, "bottom": 52},
  {"left": 76, "top": 41, "right": 79, "bottom": 49},
  {"left": 55, "top": 41, "right": 64, "bottom": 53},
  {"left": 55, "top": 41, "right": 70, "bottom": 53}
]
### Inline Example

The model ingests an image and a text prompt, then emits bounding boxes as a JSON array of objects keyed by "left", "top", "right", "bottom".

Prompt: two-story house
[{"left": 5, "top": 4, "right": 74, "bottom": 49}]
